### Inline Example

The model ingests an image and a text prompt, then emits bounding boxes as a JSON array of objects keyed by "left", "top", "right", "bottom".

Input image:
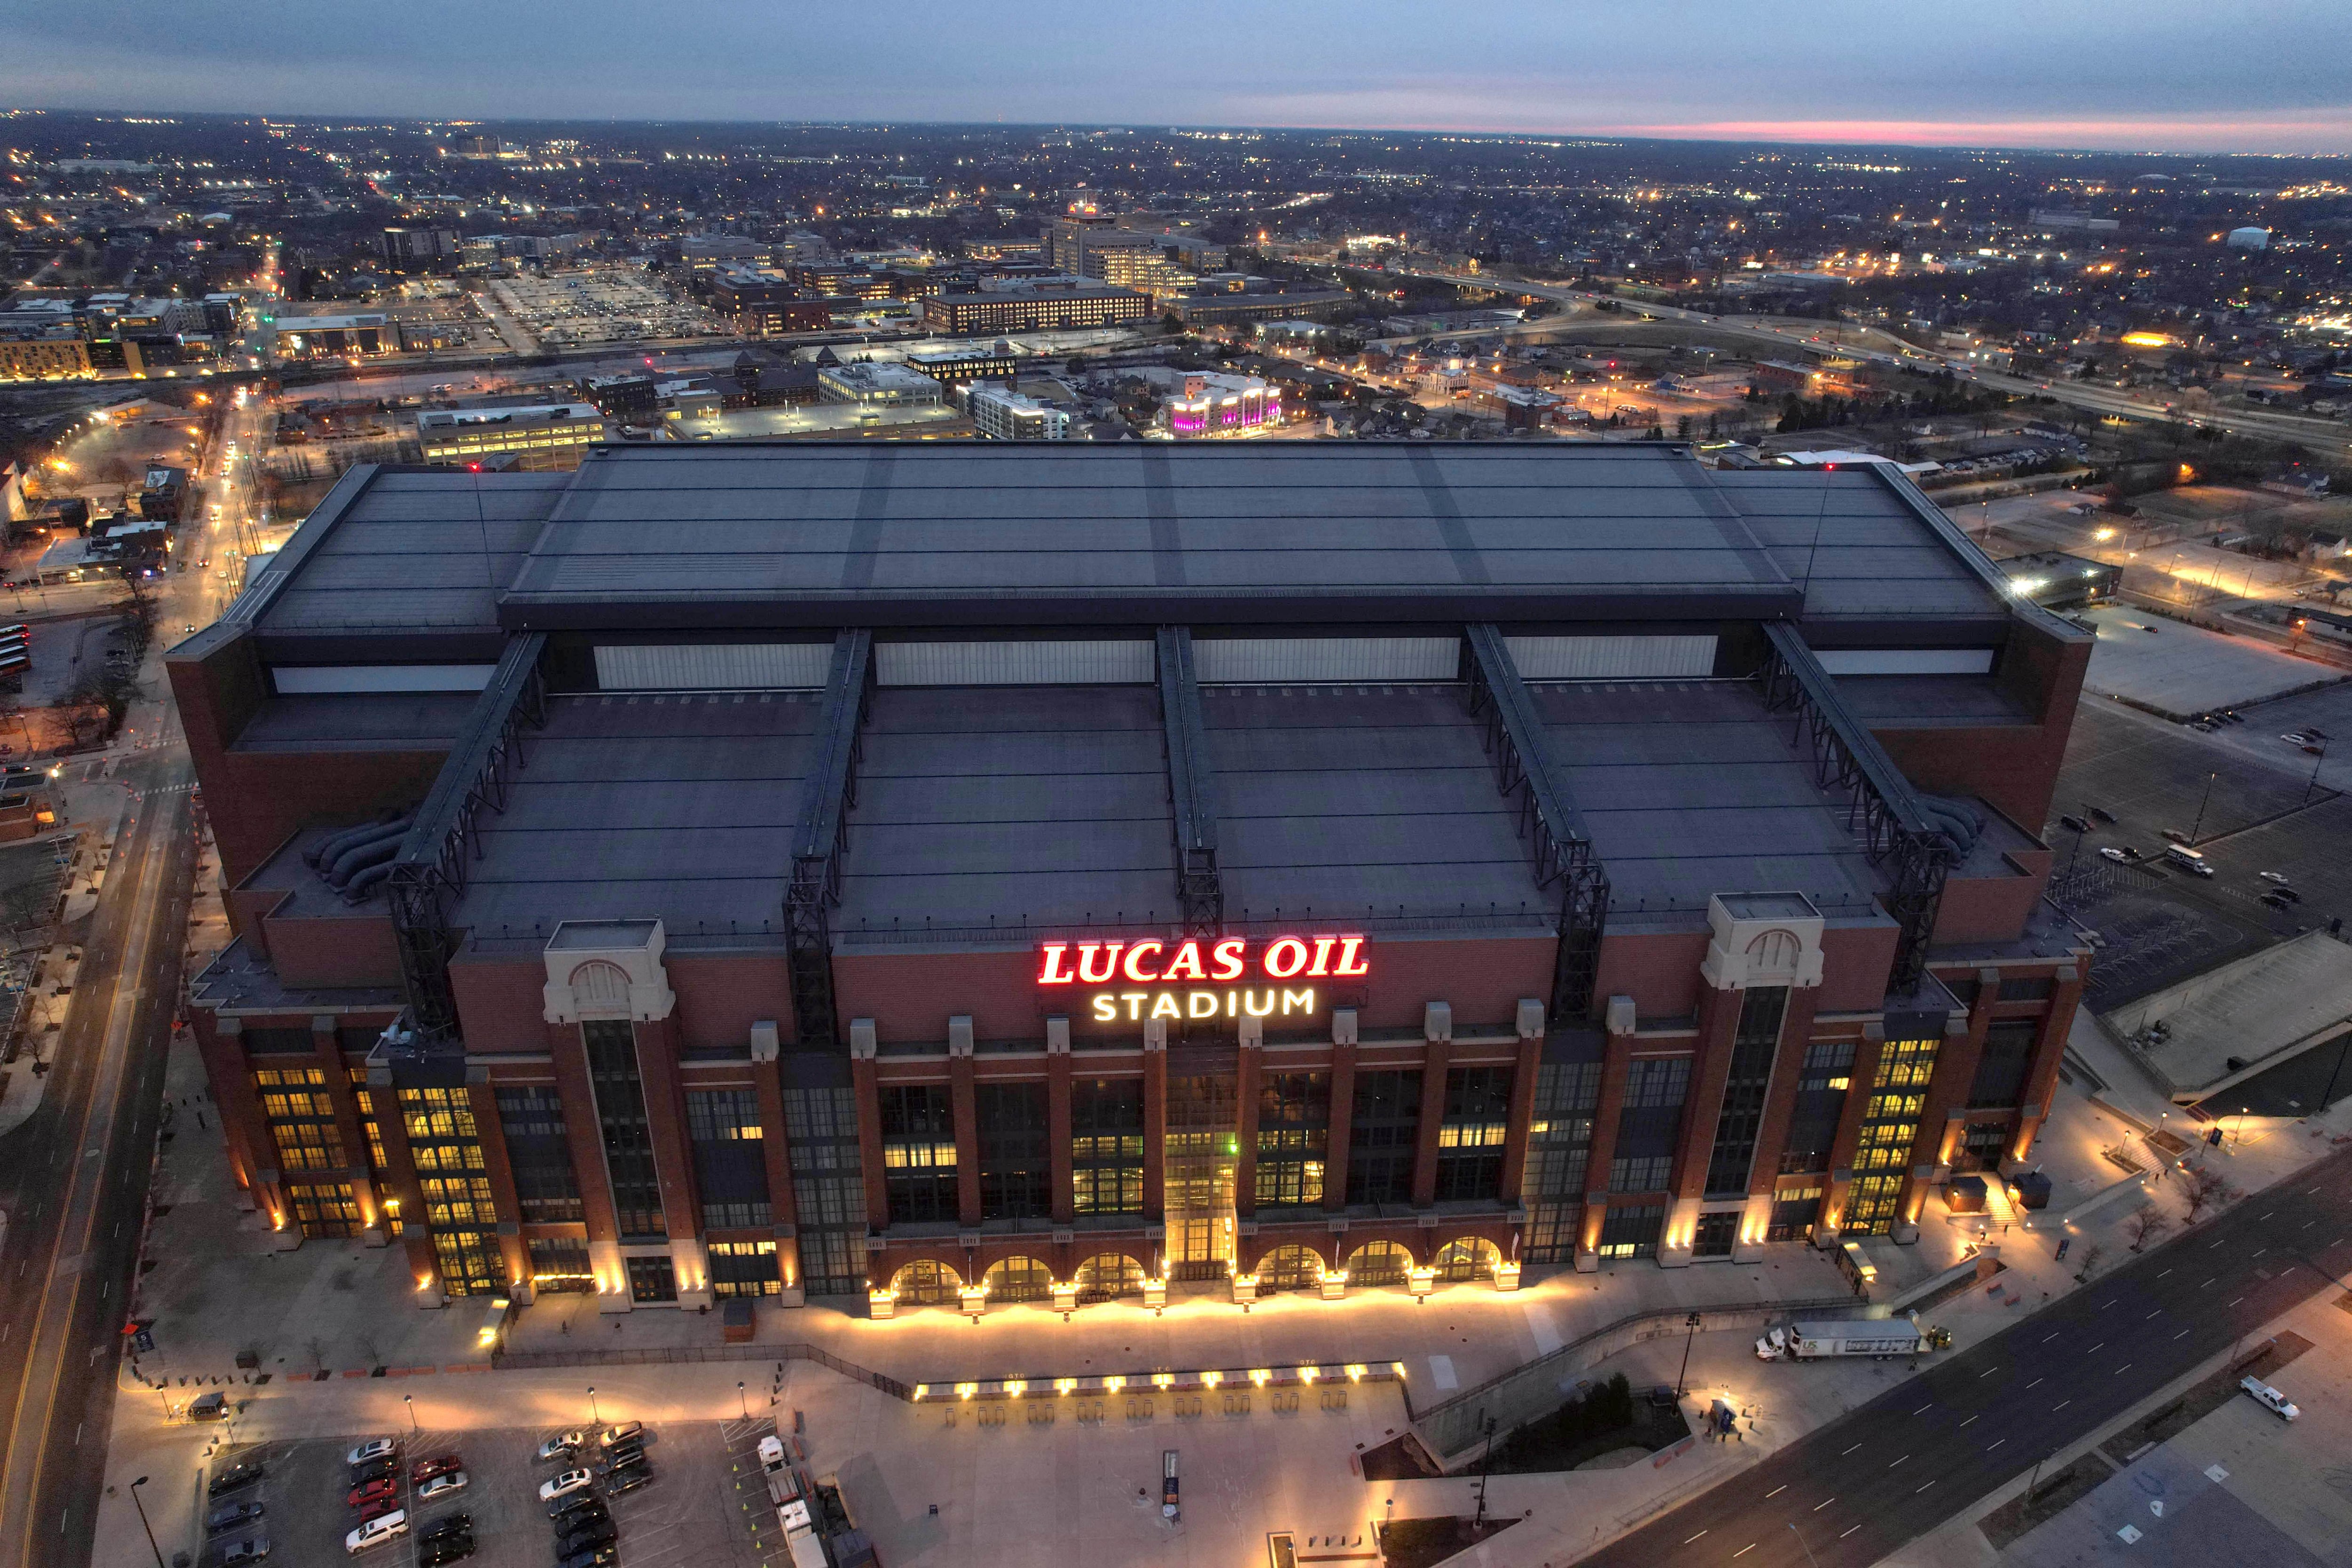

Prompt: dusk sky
[{"left": 7, "top": 0, "right": 2350, "bottom": 156}]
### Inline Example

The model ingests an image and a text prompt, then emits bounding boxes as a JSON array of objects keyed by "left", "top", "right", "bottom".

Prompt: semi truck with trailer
[{"left": 1755, "top": 1313, "right": 1951, "bottom": 1361}]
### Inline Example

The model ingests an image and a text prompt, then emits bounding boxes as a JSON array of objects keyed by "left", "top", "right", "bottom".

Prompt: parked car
[
  {"left": 2259, "top": 870, "right": 2292, "bottom": 884},
  {"left": 411, "top": 1455, "right": 463, "bottom": 1486},
  {"left": 549, "top": 1500, "right": 609, "bottom": 1534},
  {"left": 215, "top": 1540, "right": 271, "bottom": 1565},
  {"left": 2099, "top": 846, "right": 2137, "bottom": 864},
  {"left": 557, "top": 1546, "right": 621, "bottom": 1568},
  {"left": 346, "top": 1439, "right": 399, "bottom": 1467},
  {"left": 419, "top": 1535, "right": 476, "bottom": 1568},
  {"left": 606, "top": 1465, "right": 653, "bottom": 1496},
  {"left": 539, "top": 1470, "right": 594, "bottom": 1504},
  {"left": 348, "top": 1457, "right": 397, "bottom": 1487},
  {"left": 2088, "top": 805, "right": 2117, "bottom": 823},
  {"left": 2241, "top": 1376, "right": 2300, "bottom": 1421},
  {"left": 347, "top": 1478, "right": 398, "bottom": 1511},
  {"left": 2161, "top": 828, "right": 2192, "bottom": 844},
  {"left": 2058, "top": 813, "right": 2092, "bottom": 834},
  {"left": 2282, "top": 732, "right": 2316, "bottom": 746},
  {"left": 2267, "top": 885, "right": 2302, "bottom": 903},
  {"left": 344, "top": 1510, "right": 408, "bottom": 1555},
  {"left": 602, "top": 1441, "right": 644, "bottom": 1472},
  {"left": 207, "top": 1500, "right": 266, "bottom": 1534},
  {"left": 417, "top": 1472, "right": 468, "bottom": 1502},
  {"left": 555, "top": 1519, "right": 618, "bottom": 1557},
  {"left": 208, "top": 1463, "right": 265, "bottom": 1498},
  {"left": 2260, "top": 891, "right": 2296, "bottom": 912},
  {"left": 597, "top": 1422, "right": 644, "bottom": 1449},
  {"left": 355, "top": 1493, "right": 404, "bottom": 1525},
  {"left": 421, "top": 1513, "right": 472, "bottom": 1543},
  {"left": 537, "top": 1430, "right": 586, "bottom": 1462}
]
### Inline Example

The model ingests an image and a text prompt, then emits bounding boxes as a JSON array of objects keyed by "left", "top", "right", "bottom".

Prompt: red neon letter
[
  {"left": 1210, "top": 937, "right": 1246, "bottom": 980},
  {"left": 1308, "top": 936, "right": 1337, "bottom": 977},
  {"left": 1038, "top": 943, "right": 1075, "bottom": 985},
  {"left": 1122, "top": 940, "right": 1165, "bottom": 983},
  {"left": 1161, "top": 940, "right": 1207, "bottom": 981},
  {"left": 1263, "top": 937, "right": 1309, "bottom": 979},
  {"left": 1077, "top": 943, "right": 1121, "bottom": 984},
  {"left": 1333, "top": 936, "right": 1369, "bottom": 977}
]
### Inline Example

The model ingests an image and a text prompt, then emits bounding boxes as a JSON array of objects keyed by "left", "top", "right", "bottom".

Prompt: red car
[
  {"left": 356, "top": 1492, "right": 403, "bottom": 1524},
  {"left": 348, "top": 1477, "right": 398, "bottom": 1510},
  {"left": 411, "top": 1455, "right": 463, "bottom": 1486}
]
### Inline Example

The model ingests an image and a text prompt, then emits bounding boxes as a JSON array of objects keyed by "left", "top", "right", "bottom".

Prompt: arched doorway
[
  {"left": 886, "top": 1259, "right": 963, "bottom": 1307},
  {"left": 981, "top": 1256, "right": 1054, "bottom": 1304},
  {"left": 1254, "top": 1243, "right": 1324, "bottom": 1293},
  {"left": 1434, "top": 1236, "right": 1501, "bottom": 1283},
  {"left": 1074, "top": 1252, "right": 1146, "bottom": 1304},
  {"left": 1345, "top": 1240, "right": 1414, "bottom": 1288}
]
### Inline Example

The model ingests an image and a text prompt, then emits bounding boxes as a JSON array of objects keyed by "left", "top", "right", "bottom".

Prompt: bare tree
[
  {"left": 2182, "top": 1164, "right": 2229, "bottom": 1224},
  {"left": 2126, "top": 1207, "right": 2171, "bottom": 1253},
  {"left": 2071, "top": 1242, "right": 2106, "bottom": 1283}
]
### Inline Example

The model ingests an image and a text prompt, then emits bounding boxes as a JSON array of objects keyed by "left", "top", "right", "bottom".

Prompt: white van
[
  {"left": 345, "top": 1512, "right": 407, "bottom": 1555},
  {"left": 2162, "top": 844, "right": 2213, "bottom": 878}
]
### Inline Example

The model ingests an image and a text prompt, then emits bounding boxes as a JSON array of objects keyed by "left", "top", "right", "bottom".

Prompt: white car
[
  {"left": 416, "top": 1472, "right": 468, "bottom": 1501},
  {"left": 2241, "top": 1376, "right": 2299, "bottom": 1421},
  {"left": 597, "top": 1421, "right": 644, "bottom": 1449},
  {"left": 2099, "top": 847, "right": 2135, "bottom": 864},
  {"left": 345, "top": 1438, "right": 398, "bottom": 1467},
  {"left": 2258, "top": 871, "right": 2292, "bottom": 885},
  {"left": 536, "top": 1429, "right": 586, "bottom": 1462},
  {"left": 539, "top": 1469, "right": 593, "bottom": 1503},
  {"left": 344, "top": 1512, "right": 407, "bottom": 1555}
]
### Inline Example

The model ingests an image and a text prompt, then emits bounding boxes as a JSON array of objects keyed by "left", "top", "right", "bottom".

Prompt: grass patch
[
  {"left": 1978, "top": 1453, "right": 2115, "bottom": 1549},
  {"left": 1376, "top": 1516, "right": 1519, "bottom": 1568}
]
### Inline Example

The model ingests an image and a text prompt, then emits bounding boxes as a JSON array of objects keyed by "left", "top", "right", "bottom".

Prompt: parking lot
[
  {"left": 2047, "top": 699, "right": 2347, "bottom": 1010},
  {"left": 195, "top": 1415, "right": 764, "bottom": 1568}
]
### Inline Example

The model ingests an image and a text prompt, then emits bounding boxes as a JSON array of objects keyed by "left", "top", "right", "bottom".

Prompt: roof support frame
[
  {"left": 785, "top": 629, "right": 874, "bottom": 1050},
  {"left": 1154, "top": 626, "right": 1224, "bottom": 941}
]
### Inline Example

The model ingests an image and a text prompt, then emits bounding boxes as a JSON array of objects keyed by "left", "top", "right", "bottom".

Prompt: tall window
[
  {"left": 880, "top": 1084, "right": 958, "bottom": 1226},
  {"left": 495, "top": 1086, "right": 583, "bottom": 1224},
  {"left": 1255, "top": 1071, "right": 1329, "bottom": 1209},
  {"left": 400, "top": 1086, "right": 495, "bottom": 1227},
  {"left": 582, "top": 1020, "right": 664, "bottom": 1239},
  {"left": 1523, "top": 1059, "right": 1601, "bottom": 1264},
  {"left": 1347, "top": 1069, "right": 1422, "bottom": 1206},
  {"left": 1072, "top": 1078, "right": 1144, "bottom": 1217},
  {"left": 1969, "top": 1021, "right": 2039, "bottom": 1109},
  {"left": 1436, "top": 1066, "right": 1511, "bottom": 1203},
  {"left": 977, "top": 1082, "right": 1049, "bottom": 1221},
  {"left": 349, "top": 1068, "right": 389, "bottom": 1210},
  {"left": 528, "top": 1235, "right": 593, "bottom": 1293},
  {"left": 1609, "top": 1058, "right": 1689, "bottom": 1194},
  {"left": 782, "top": 1082, "right": 867, "bottom": 1297},
  {"left": 285, "top": 1181, "right": 360, "bottom": 1238},
  {"left": 254, "top": 1066, "right": 346, "bottom": 1174},
  {"left": 708, "top": 1239, "right": 781, "bottom": 1297},
  {"left": 1846, "top": 1037, "right": 1939, "bottom": 1234},
  {"left": 1705, "top": 987, "right": 1787, "bottom": 1198},
  {"left": 687, "top": 1088, "right": 772, "bottom": 1230},
  {"left": 1780, "top": 1040, "right": 1854, "bottom": 1175}
]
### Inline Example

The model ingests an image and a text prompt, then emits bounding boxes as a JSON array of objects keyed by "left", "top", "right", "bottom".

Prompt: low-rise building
[
  {"left": 817, "top": 362, "right": 946, "bottom": 409},
  {"left": 274, "top": 314, "right": 392, "bottom": 359},
  {"left": 968, "top": 385, "right": 1069, "bottom": 440},
  {"left": 918, "top": 281, "right": 1152, "bottom": 334},
  {"left": 417, "top": 403, "right": 609, "bottom": 470}
]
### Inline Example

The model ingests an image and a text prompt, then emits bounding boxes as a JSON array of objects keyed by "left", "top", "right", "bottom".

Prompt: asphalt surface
[
  {"left": 0, "top": 748, "right": 195, "bottom": 1568},
  {"left": 1579, "top": 1143, "right": 2352, "bottom": 1568}
]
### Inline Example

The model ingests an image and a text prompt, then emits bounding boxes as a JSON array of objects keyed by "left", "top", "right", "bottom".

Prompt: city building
[
  {"left": 2226, "top": 227, "right": 2272, "bottom": 251},
  {"left": 1140, "top": 369, "right": 1281, "bottom": 437},
  {"left": 918, "top": 281, "right": 1152, "bottom": 334},
  {"left": 168, "top": 443, "right": 2091, "bottom": 1317},
  {"left": 1165, "top": 290, "right": 1352, "bottom": 327},
  {"left": 381, "top": 227, "right": 463, "bottom": 271},
  {"left": 0, "top": 327, "right": 94, "bottom": 382},
  {"left": 710, "top": 267, "right": 847, "bottom": 338},
  {"left": 416, "top": 403, "right": 610, "bottom": 469},
  {"left": 816, "top": 362, "right": 945, "bottom": 409},
  {"left": 906, "top": 347, "right": 1021, "bottom": 385},
  {"left": 1996, "top": 551, "right": 2119, "bottom": 611},
  {"left": 967, "top": 385, "right": 1069, "bottom": 440},
  {"left": 274, "top": 313, "right": 392, "bottom": 359}
]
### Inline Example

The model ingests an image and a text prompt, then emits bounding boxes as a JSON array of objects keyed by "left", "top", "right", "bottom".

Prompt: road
[
  {"left": 0, "top": 747, "right": 195, "bottom": 1568},
  {"left": 1390, "top": 268, "right": 2352, "bottom": 457},
  {"left": 1578, "top": 1144, "right": 2352, "bottom": 1568}
]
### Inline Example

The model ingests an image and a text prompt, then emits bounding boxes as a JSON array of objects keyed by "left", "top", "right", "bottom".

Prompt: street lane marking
[
  {"left": 1766, "top": 1487, "right": 1786, "bottom": 1499},
  {"left": 1890, "top": 1455, "right": 1909, "bottom": 1469},
  {"left": 1842, "top": 1443, "right": 1862, "bottom": 1456},
  {"left": 1841, "top": 1526, "right": 1861, "bottom": 1539},
  {"left": 2229, "top": 1297, "right": 2246, "bottom": 1307},
  {"left": 1916, "top": 1481, "right": 1935, "bottom": 1493},
  {"left": 2157, "top": 1269, "right": 2172, "bottom": 1278},
  {"left": 2145, "top": 1310, "right": 2161, "bottom": 1320},
  {"left": 1980, "top": 1368, "right": 2000, "bottom": 1378},
  {"left": 1989, "top": 1439, "right": 2008, "bottom": 1452},
  {"left": 1913, "top": 1403, "right": 1931, "bottom": 1415},
  {"left": 2054, "top": 1401, "right": 2071, "bottom": 1412},
  {"left": 1733, "top": 1546, "right": 1754, "bottom": 1560},
  {"left": 2042, "top": 1333, "right": 2061, "bottom": 1343},
  {"left": 2258, "top": 1213, "right": 2273, "bottom": 1221},
  {"left": 2026, "top": 1378, "right": 2043, "bottom": 1389},
  {"left": 1684, "top": 1531, "right": 1707, "bottom": 1544},
  {"left": 1961, "top": 1416, "right": 1979, "bottom": 1427},
  {"left": 2203, "top": 1278, "right": 2217, "bottom": 1287},
  {"left": 2088, "top": 1343, "right": 2103, "bottom": 1353},
  {"left": 2115, "top": 1364, "right": 2131, "bottom": 1374},
  {"left": 1813, "top": 1498, "right": 1835, "bottom": 1511},
  {"left": 2176, "top": 1330, "right": 2191, "bottom": 1340},
  {"left": 2251, "top": 1249, "right": 2267, "bottom": 1259}
]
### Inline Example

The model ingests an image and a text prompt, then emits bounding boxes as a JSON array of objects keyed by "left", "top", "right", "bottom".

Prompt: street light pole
[
  {"left": 1788, "top": 1521, "right": 1822, "bottom": 1568},
  {"left": 738, "top": 1380, "right": 748, "bottom": 1420},
  {"left": 1677, "top": 1311, "right": 1702, "bottom": 1398},
  {"left": 2188, "top": 772, "right": 2217, "bottom": 845},
  {"left": 405, "top": 1393, "right": 417, "bottom": 1433},
  {"left": 588, "top": 1385, "right": 600, "bottom": 1425},
  {"left": 128, "top": 1476, "right": 165, "bottom": 1568}
]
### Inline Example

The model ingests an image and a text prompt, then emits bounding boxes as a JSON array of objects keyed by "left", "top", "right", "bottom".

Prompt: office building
[
  {"left": 906, "top": 347, "right": 1020, "bottom": 386},
  {"left": 816, "top": 362, "right": 945, "bottom": 408},
  {"left": 1145, "top": 371, "right": 1280, "bottom": 437},
  {"left": 968, "top": 385, "right": 1069, "bottom": 440},
  {"left": 274, "top": 314, "right": 392, "bottom": 359},
  {"left": 918, "top": 281, "right": 1152, "bottom": 334},
  {"left": 710, "top": 267, "right": 846, "bottom": 338},
  {"left": 416, "top": 403, "right": 610, "bottom": 469},
  {"left": 381, "top": 228, "right": 463, "bottom": 271},
  {"left": 169, "top": 444, "right": 2091, "bottom": 1314}
]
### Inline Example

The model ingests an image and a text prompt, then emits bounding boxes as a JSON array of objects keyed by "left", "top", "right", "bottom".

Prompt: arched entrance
[
  {"left": 1254, "top": 1243, "right": 1324, "bottom": 1293},
  {"left": 1074, "top": 1252, "right": 1146, "bottom": 1304},
  {"left": 886, "top": 1259, "right": 963, "bottom": 1307},
  {"left": 1434, "top": 1236, "right": 1501, "bottom": 1283},
  {"left": 981, "top": 1256, "right": 1054, "bottom": 1304},
  {"left": 1345, "top": 1240, "right": 1414, "bottom": 1288}
]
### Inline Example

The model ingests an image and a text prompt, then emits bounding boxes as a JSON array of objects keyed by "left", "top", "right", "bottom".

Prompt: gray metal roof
[
  {"left": 833, "top": 686, "right": 1176, "bottom": 940},
  {"left": 230, "top": 692, "right": 480, "bottom": 754},
  {"left": 449, "top": 690, "right": 819, "bottom": 938},
  {"left": 1531, "top": 679, "right": 1885, "bottom": 917},
  {"left": 1711, "top": 467, "right": 2009, "bottom": 623},
  {"left": 255, "top": 468, "right": 565, "bottom": 637}
]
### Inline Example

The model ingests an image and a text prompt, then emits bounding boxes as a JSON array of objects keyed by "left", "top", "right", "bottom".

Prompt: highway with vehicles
[
  {"left": 1388, "top": 267, "right": 2352, "bottom": 456},
  {"left": 1580, "top": 1144, "right": 2352, "bottom": 1568}
]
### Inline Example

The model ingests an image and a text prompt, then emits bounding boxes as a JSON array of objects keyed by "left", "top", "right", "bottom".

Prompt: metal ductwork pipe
[
  {"left": 304, "top": 810, "right": 401, "bottom": 868},
  {"left": 342, "top": 860, "right": 397, "bottom": 903},
  {"left": 324, "top": 814, "right": 413, "bottom": 887}
]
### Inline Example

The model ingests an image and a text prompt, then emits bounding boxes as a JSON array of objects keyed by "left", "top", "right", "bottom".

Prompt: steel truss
[
  {"left": 785, "top": 630, "right": 874, "bottom": 1050},
  {"left": 1155, "top": 626, "right": 1224, "bottom": 941}
]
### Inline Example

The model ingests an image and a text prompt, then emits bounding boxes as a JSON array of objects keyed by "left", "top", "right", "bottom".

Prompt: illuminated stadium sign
[{"left": 1038, "top": 935, "right": 1369, "bottom": 1023}]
